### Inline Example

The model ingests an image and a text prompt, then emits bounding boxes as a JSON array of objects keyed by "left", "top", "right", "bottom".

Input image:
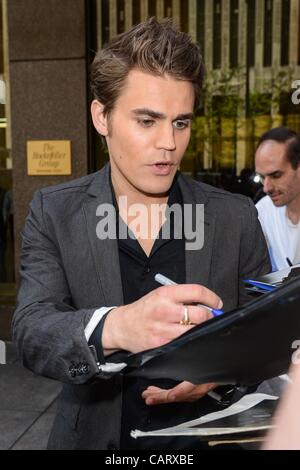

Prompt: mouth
[
  {"left": 269, "top": 193, "right": 281, "bottom": 199},
  {"left": 269, "top": 193, "right": 283, "bottom": 203},
  {"left": 150, "top": 162, "right": 176, "bottom": 176},
  {"left": 152, "top": 161, "right": 175, "bottom": 166},
  {"left": 155, "top": 162, "right": 174, "bottom": 167}
]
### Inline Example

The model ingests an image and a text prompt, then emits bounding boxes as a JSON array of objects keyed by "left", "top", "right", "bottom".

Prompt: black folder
[{"left": 123, "top": 276, "right": 300, "bottom": 386}]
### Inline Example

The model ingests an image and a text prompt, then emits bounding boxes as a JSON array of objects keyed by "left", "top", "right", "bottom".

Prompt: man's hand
[
  {"left": 102, "top": 284, "right": 223, "bottom": 355},
  {"left": 141, "top": 381, "right": 217, "bottom": 405}
]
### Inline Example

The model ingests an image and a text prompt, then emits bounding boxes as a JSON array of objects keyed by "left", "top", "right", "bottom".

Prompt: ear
[{"left": 91, "top": 100, "right": 109, "bottom": 137}]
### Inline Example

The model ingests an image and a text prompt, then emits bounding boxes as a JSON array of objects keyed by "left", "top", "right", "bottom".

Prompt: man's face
[
  {"left": 255, "top": 140, "right": 300, "bottom": 207},
  {"left": 93, "top": 69, "right": 195, "bottom": 198}
]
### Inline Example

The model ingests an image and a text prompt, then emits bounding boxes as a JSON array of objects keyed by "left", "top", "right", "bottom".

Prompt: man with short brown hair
[{"left": 13, "top": 18, "right": 270, "bottom": 450}]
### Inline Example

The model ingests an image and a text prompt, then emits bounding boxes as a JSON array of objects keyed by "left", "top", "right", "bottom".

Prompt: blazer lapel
[
  {"left": 82, "top": 164, "right": 124, "bottom": 306},
  {"left": 178, "top": 174, "right": 216, "bottom": 288},
  {"left": 82, "top": 167, "right": 215, "bottom": 304}
]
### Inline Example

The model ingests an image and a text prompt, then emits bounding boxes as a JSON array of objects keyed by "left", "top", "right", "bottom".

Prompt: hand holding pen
[
  {"left": 103, "top": 274, "right": 223, "bottom": 355},
  {"left": 155, "top": 273, "right": 224, "bottom": 318}
]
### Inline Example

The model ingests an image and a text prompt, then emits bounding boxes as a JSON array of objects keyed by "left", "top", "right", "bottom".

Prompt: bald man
[{"left": 255, "top": 127, "right": 300, "bottom": 271}]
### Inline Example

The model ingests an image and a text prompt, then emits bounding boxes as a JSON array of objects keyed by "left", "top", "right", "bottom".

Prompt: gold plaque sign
[{"left": 27, "top": 141, "right": 72, "bottom": 176}]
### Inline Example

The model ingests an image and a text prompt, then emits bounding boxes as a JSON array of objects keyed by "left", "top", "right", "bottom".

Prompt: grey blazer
[{"left": 12, "top": 164, "right": 271, "bottom": 450}]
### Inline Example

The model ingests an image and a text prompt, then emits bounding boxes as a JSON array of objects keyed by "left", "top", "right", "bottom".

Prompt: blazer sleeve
[
  {"left": 238, "top": 198, "right": 272, "bottom": 305},
  {"left": 12, "top": 190, "right": 107, "bottom": 385}
]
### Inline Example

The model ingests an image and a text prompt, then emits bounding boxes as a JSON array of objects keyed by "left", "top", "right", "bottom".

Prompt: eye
[
  {"left": 272, "top": 172, "right": 283, "bottom": 179},
  {"left": 173, "top": 120, "right": 191, "bottom": 130},
  {"left": 137, "top": 118, "right": 155, "bottom": 128}
]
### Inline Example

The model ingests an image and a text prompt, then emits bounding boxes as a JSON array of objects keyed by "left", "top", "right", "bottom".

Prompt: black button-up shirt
[
  {"left": 89, "top": 176, "right": 215, "bottom": 450},
  {"left": 116, "top": 178, "right": 211, "bottom": 450}
]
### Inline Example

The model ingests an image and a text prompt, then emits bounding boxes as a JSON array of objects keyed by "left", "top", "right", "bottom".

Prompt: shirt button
[
  {"left": 82, "top": 364, "right": 90, "bottom": 375},
  {"left": 69, "top": 362, "right": 77, "bottom": 378},
  {"left": 146, "top": 267, "right": 151, "bottom": 273}
]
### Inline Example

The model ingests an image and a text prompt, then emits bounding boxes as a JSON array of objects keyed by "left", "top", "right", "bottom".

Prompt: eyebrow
[
  {"left": 257, "top": 170, "right": 283, "bottom": 178},
  {"left": 131, "top": 108, "right": 194, "bottom": 121}
]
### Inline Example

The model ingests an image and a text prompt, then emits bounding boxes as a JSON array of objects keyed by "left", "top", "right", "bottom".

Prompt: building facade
[{"left": 0, "top": 0, "right": 300, "bottom": 323}]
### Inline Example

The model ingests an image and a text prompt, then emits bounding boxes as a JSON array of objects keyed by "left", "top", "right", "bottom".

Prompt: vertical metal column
[
  {"left": 289, "top": 0, "right": 300, "bottom": 65},
  {"left": 221, "top": 0, "right": 230, "bottom": 68},
  {"left": 110, "top": 0, "right": 118, "bottom": 38},
  {"left": 156, "top": 0, "right": 164, "bottom": 20},
  {"left": 140, "top": 0, "right": 149, "bottom": 20},
  {"left": 188, "top": 0, "right": 197, "bottom": 41},
  {"left": 125, "top": 0, "right": 133, "bottom": 29},
  {"left": 172, "top": 0, "right": 180, "bottom": 26}
]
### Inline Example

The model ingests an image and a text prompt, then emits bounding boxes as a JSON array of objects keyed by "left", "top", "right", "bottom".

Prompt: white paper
[{"left": 131, "top": 393, "right": 278, "bottom": 439}]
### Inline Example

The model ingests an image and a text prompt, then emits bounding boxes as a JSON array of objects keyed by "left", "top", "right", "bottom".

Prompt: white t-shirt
[{"left": 256, "top": 196, "right": 300, "bottom": 271}]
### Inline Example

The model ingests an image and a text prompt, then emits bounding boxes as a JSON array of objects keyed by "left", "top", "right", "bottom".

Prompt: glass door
[{"left": 0, "top": 0, "right": 15, "bottom": 341}]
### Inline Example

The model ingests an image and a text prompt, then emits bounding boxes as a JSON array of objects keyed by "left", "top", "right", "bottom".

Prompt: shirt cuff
[
  {"left": 85, "top": 307, "right": 128, "bottom": 377},
  {"left": 84, "top": 306, "right": 117, "bottom": 342}
]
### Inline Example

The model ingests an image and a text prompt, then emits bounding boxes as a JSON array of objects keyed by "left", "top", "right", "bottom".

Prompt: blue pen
[
  {"left": 154, "top": 273, "right": 224, "bottom": 317},
  {"left": 243, "top": 279, "right": 276, "bottom": 292}
]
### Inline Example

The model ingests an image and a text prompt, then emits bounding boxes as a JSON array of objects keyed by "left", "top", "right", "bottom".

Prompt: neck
[
  {"left": 111, "top": 173, "right": 171, "bottom": 248},
  {"left": 111, "top": 175, "right": 170, "bottom": 209},
  {"left": 287, "top": 196, "right": 300, "bottom": 224}
]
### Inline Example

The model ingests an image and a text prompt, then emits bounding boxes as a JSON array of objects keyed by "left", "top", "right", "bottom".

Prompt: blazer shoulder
[
  {"left": 39, "top": 172, "right": 98, "bottom": 198},
  {"left": 188, "top": 177, "right": 254, "bottom": 211},
  {"left": 29, "top": 172, "right": 103, "bottom": 222}
]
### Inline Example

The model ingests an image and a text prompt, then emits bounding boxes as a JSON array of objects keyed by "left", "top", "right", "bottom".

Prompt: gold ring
[{"left": 180, "top": 306, "right": 191, "bottom": 326}]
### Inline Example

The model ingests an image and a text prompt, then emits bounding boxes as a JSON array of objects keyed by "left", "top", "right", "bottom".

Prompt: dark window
[
  {"left": 165, "top": 0, "right": 173, "bottom": 18},
  {"left": 180, "top": 0, "right": 189, "bottom": 33},
  {"left": 298, "top": 0, "right": 300, "bottom": 65},
  {"left": 230, "top": 0, "right": 239, "bottom": 68},
  {"left": 197, "top": 0, "right": 205, "bottom": 59},
  {"left": 0, "top": 5, "right": 3, "bottom": 72},
  {"left": 101, "top": 0, "right": 110, "bottom": 45},
  {"left": 0, "top": 2, "right": 15, "bottom": 286},
  {"left": 281, "top": 0, "right": 290, "bottom": 66},
  {"left": 247, "top": 0, "right": 256, "bottom": 67},
  {"left": 280, "top": 92, "right": 300, "bottom": 115},
  {"left": 264, "top": 0, "right": 273, "bottom": 67},
  {"left": 148, "top": 0, "right": 156, "bottom": 18},
  {"left": 117, "top": 0, "right": 125, "bottom": 34},
  {"left": 213, "top": 0, "right": 222, "bottom": 69},
  {"left": 132, "top": 0, "right": 141, "bottom": 25}
]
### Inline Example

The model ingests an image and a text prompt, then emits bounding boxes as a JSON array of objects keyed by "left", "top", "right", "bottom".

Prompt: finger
[
  {"left": 143, "top": 382, "right": 195, "bottom": 404},
  {"left": 150, "top": 303, "right": 188, "bottom": 324},
  {"left": 204, "top": 383, "right": 218, "bottom": 393},
  {"left": 143, "top": 387, "right": 176, "bottom": 406},
  {"left": 142, "top": 383, "right": 218, "bottom": 404},
  {"left": 154, "top": 308, "right": 211, "bottom": 341},
  {"left": 143, "top": 383, "right": 217, "bottom": 397},
  {"left": 165, "top": 381, "right": 196, "bottom": 401},
  {"left": 142, "top": 386, "right": 164, "bottom": 399},
  {"left": 167, "top": 382, "right": 217, "bottom": 402},
  {"left": 176, "top": 304, "right": 213, "bottom": 325},
  {"left": 157, "top": 284, "right": 223, "bottom": 309},
  {"left": 140, "top": 304, "right": 213, "bottom": 351},
  {"left": 186, "top": 383, "right": 218, "bottom": 401}
]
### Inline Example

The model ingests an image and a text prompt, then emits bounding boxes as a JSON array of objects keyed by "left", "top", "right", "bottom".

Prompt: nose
[
  {"left": 263, "top": 177, "right": 274, "bottom": 194},
  {"left": 155, "top": 123, "right": 176, "bottom": 151}
]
